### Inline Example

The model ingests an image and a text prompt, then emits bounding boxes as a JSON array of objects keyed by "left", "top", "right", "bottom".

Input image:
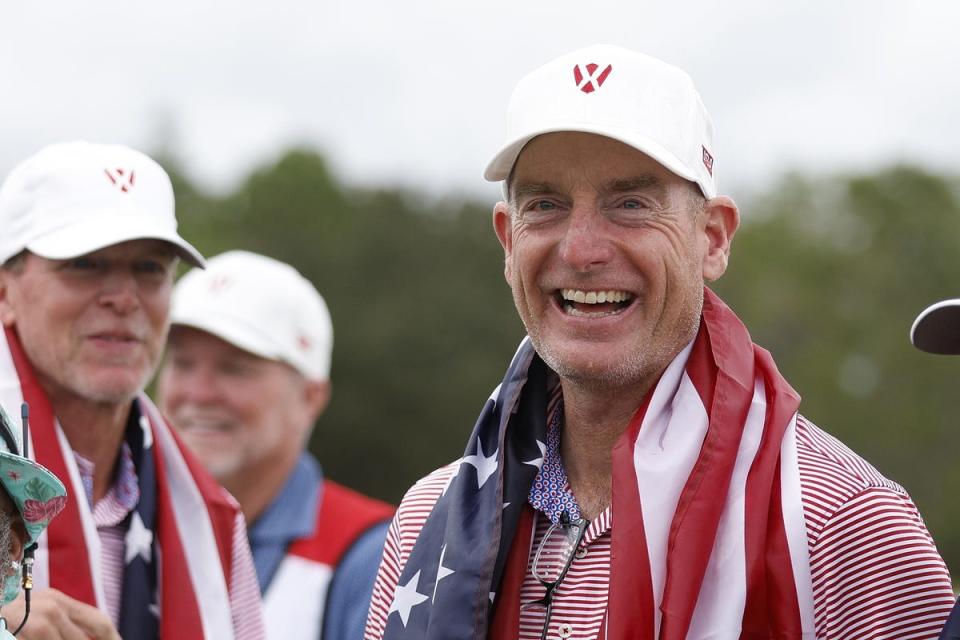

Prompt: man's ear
[
  {"left": 493, "top": 202, "right": 514, "bottom": 281},
  {"left": 701, "top": 195, "right": 740, "bottom": 282}
]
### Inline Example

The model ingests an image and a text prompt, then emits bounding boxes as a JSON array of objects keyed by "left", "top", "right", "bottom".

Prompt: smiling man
[
  {"left": 0, "top": 142, "right": 264, "bottom": 639},
  {"left": 157, "top": 251, "right": 393, "bottom": 640},
  {"left": 364, "top": 45, "right": 955, "bottom": 639}
]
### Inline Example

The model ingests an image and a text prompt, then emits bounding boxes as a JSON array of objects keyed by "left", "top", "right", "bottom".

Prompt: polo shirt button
[
  {"left": 558, "top": 623, "right": 574, "bottom": 638},
  {"left": 575, "top": 545, "right": 587, "bottom": 559}
]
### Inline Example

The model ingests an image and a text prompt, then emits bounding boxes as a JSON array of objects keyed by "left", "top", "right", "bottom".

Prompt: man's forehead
[
  {"left": 65, "top": 238, "right": 178, "bottom": 261},
  {"left": 509, "top": 132, "right": 675, "bottom": 196}
]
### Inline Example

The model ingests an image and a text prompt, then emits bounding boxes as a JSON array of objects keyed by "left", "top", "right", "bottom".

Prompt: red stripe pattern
[{"left": 365, "top": 417, "right": 954, "bottom": 639}]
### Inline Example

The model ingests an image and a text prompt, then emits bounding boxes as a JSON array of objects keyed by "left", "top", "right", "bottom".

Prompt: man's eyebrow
[
  {"left": 511, "top": 182, "right": 562, "bottom": 201},
  {"left": 606, "top": 175, "right": 666, "bottom": 196}
]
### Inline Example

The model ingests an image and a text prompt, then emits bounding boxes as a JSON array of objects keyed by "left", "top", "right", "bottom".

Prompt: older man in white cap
[
  {"left": 364, "top": 45, "right": 955, "bottom": 640},
  {"left": 157, "top": 251, "right": 393, "bottom": 640},
  {"left": 0, "top": 141, "right": 264, "bottom": 639}
]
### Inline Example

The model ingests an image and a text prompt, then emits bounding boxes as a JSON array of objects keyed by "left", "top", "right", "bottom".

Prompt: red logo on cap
[
  {"left": 208, "top": 275, "right": 233, "bottom": 294},
  {"left": 702, "top": 146, "right": 714, "bottom": 176},
  {"left": 297, "top": 334, "right": 312, "bottom": 351},
  {"left": 104, "top": 168, "right": 136, "bottom": 193},
  {"left": 573, "top": 63, "right": 613, "bottom": 94}
]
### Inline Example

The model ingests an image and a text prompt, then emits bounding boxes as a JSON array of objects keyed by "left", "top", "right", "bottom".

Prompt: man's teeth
[{"left": 560, "top": 289, "right": 631, "bottom": 304}]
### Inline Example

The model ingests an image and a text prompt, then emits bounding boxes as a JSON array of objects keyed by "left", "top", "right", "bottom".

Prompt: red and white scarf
[
  {"left": 486, "top": 289, "right": 817, "bottom": 638},
  {"left": 0, "top": 327, "right": 239, "bottom": 639}
]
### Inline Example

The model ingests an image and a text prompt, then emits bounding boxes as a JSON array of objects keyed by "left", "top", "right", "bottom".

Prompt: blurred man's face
[
  {"left": 0, "top": 240, "right": 177, "bottom": 406},
  {"left": 157, "top": 327, "right": 323, "bottom": 494}
]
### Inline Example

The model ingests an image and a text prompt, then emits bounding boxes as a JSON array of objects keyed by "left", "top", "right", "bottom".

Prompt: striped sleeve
[
  {"left": 364, "top": 462, "right": 459, "bottom": 639},
  {"left": 229, "top": 511, "right": 267, "bottom": 640},
  {"left": 796, "top": 416, "right": 955, "bottom": 639}
]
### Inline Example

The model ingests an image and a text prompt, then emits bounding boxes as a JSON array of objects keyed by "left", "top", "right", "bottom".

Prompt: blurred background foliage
[{"left": 158, "top": 149, "right": 960, "bottom": 572}]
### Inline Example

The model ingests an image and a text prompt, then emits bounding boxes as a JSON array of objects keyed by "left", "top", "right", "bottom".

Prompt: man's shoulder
[
  {"left": 793, "top": 414, "right": 911, "bottom": 542},
  {"left": 389, "top": 460, "right": 460, "bottom": 543},
  {"left": 794, "top": 414, "right": 904, "bottom": 494}
]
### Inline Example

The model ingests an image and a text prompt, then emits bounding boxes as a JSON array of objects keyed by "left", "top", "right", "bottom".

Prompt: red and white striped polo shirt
[{"left": 365, "top": 415, "right": 955, "bottom": 640}]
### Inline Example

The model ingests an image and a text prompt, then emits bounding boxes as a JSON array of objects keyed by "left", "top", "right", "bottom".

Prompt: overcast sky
[{"left": 3, "top": 2, "right": 959, "bottom": 202}]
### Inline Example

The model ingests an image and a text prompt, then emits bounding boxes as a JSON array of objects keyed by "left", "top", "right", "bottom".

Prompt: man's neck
[
  {"left": 52, "top": 393, "right": 131, "bottom": 504},
  {"left": 559, "top": 377, "right": 654, "bottom": 520},
  {"left": 224, "top": 451, "right": 302, "bottom": 526}
]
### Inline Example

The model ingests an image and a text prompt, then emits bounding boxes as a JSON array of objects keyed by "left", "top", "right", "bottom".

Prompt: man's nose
[
  {"left": 558, "top": 206, "right": 614, "bottom": 272},
  {"left": 97, "top": 269, "right": 140, "bottom": 313}
]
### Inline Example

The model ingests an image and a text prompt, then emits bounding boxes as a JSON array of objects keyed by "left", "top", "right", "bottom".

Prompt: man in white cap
[
  {"left": 911, "top": 301, "right": 960, "bottom": 640},
  {"left": 364, "top": 45, "right": 955, "bottom": 639},
  {"left": 157, "top": 250, "right": 393, "bottom": 640},
  {"left": 0, "top": 141, "right": 265, "bottom": 639}
]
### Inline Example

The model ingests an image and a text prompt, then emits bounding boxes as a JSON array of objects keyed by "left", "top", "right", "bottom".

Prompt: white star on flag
[
  {"left": 523, "top": 440, "right": 547, "bottom": 469},
  {"left": 138, "top": 415, "right": 153, "bottom": 450},
  {"left": 431, "top": 545, "right": 455, "bottom": 603},
  {"left": 125, "top": 512, "right": 153, "bottom": 564},
  {"left": 461, "top": 441, "right": 498, "bottom": 488},
  {"left": 389, "top": 570, "right": 430, "bottom": 627}
]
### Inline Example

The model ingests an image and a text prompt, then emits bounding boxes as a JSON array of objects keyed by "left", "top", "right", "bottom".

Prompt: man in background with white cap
[
  {"left": 911, "top": 301, "right": 960, "bottom": 640},
  {"left": 0, "top": 141, "right": 265, "bottom": 639},
  {"left": 365, "top": 45, "right": 954, "bottom": 639},
  {"left": 157, "top": 250, "right": 393, "bottom": 640}
]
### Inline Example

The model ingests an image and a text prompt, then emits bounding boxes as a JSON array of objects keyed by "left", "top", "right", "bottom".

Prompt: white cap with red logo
[
  {"left": 0, "top": 141, "right": 204, "bottom": 266},
  {"left": 170, "top": 250, "right": 333, "bottom": 382},
  {"left": 484, "top": 44, "right": 717, "bottom": 198}
]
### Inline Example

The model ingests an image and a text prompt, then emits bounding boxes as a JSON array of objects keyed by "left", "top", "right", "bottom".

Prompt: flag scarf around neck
[
  {"left": 0, "top": 327, "right": 239, "bottom": 640},
  {"left": 381, "top": 289, "right": 816, "bottom": 639}
]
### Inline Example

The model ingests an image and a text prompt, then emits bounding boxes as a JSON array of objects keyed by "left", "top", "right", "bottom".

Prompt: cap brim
[
  {"left": 27, "top": 213, "right": 205, "bottom": 268},
  {"left": 911, "top": 299, "right": 960, "bottom": 354},
  {"left": 0, "top": 451, "right": 67, "bottom": 546},
  {"left": 483, "top": 122, "right": 715, "bottom": 198},
  {"left": 170, "top": 311, "right": 286, "bottom": 364}
]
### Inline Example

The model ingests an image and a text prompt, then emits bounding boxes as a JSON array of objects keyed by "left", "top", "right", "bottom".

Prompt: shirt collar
[
  {"left": 528, "top": 399, "right": 583, "bottom": 524},
  {"left": 249, "top": 453, "right": 323, "bottom": 543}
]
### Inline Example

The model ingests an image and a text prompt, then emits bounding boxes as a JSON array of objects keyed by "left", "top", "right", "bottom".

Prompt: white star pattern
[
  {"left": 523, "top": 439, "right": 547, "bottom": 469},
  {"left": 125, "top": 512, "right": 153, "bottom": 564},
  {"left": 138, "top": 415, "right": 154, "bottom": 450},
  {"left": 461, "top": 441, "right": 499, "bottom": 489},
  {"left": 388, "top": 570, "right": 430, "bottom": 627},
  {"left": 431, "top": 545, "right": 455, "bottom": 603}
]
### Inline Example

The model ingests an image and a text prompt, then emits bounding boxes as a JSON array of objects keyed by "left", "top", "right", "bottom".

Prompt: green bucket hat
[{"left": 0, "top": 405, "right": 66, "bottom": 548}]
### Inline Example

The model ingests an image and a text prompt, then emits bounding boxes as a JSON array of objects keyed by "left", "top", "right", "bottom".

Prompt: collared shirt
[
  {"left": 249, "top": 454, "right": 323, "bottom": 593},
  {"left": 73, "top": 403, "right": 264, "bottom": 639},
  {"left": 522, "top": 402, "right": 611, "bottom": 640},
  {"left": 365, "top": 414, "right": 955, "bottom": 639},
  {"left": 250, "top": 452, "right": 388, "bottom": 640}
]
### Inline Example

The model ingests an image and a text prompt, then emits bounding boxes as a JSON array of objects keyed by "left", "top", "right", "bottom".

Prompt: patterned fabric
[
  {"left": 366, "top": 289, "right": 956, "bottom": 640},
  {"left": 366, "top": 417, "right": 956, "bottom": 640},
  {"left": 0, "top": 327, "right": 266, "bottom": 639},
  {"left": 373, "top": 289, "right": 814, "bottom": 639},
  {"left": 527, "top": 403, "right": 580, "bottom": 524}
]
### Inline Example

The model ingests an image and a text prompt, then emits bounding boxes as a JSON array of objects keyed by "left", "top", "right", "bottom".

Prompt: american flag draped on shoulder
[
  {"left": 0, "top": 326, "right": 241, "bottom": 639},
  {"left": 381, "top": 289, "right": 817, "bottom": 639}
]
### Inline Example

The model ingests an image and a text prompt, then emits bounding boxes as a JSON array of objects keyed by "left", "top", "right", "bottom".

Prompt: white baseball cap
[
  {"left": 0, "top": 141, "right": 204, "bottom": 267},
  {"left": 911, "top": 299, "right": 960, "bottom": 354},
  {"left": 170, "top": 250, "right": 333, "bottom": 381},
  {"left": 484, "top": 44, "right": 717, "bottom": 198}
]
